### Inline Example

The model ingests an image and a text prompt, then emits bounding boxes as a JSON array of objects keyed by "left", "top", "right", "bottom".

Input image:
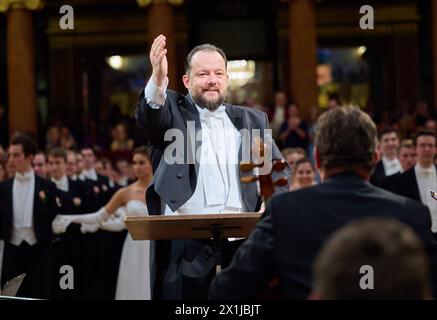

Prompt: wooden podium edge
[
  {"left": 124, "top": 212, "right": 262, "bottom": 240},
  {"left": 125, "top": 212, "right": 261, "bottom": 222}
]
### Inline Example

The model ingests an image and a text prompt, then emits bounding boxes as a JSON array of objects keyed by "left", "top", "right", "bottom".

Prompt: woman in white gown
[{"left": 53, "top": 147, "right": 152, "bottom": 300}]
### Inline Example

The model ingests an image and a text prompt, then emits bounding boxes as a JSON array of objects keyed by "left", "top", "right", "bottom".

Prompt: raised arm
[
  {"left": 135, "top": 34, "right": 173, "bottom": 148},
  {"left": 150, "top": 34, "right": 168, "bottom": 90}
]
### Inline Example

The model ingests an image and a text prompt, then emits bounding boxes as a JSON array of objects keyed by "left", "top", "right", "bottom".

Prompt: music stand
[{"left": 125, "top": 213, "right": 261, "bottom": 273}]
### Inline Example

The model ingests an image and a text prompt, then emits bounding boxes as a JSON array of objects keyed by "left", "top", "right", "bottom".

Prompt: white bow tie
[
  {"left": 198, "top": 106, "right": 226, "bottom": 121},
  {"left": 15, "top": 171, "right": 33, "bottom": 182},
  {"left": 418, "top": 168, "right": 434, "bottom": 175}
]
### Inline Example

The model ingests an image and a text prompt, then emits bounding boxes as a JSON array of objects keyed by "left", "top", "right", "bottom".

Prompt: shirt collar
[
  {"left": 83, "top": 168, "right": 97, "bottom": 181},
  {"left": 415, "top": 164, "right": 436, "bottom": 175},
  {"left": 196, "top": 104, "right": 226, "bottom": 118},
  {"left": 51, "top": 175, "right": 69, "bottom": 192},
  {"left": 15, "top": 169, "right": 34, "bottom": 182},
  {"left": 382, "top": 156, "right": 400, "bottom": 166}
]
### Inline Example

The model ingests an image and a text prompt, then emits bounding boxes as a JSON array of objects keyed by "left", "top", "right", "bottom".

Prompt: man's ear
[
  {"left": 182, "top": 74, "right": 190, "bottom": 89},
  {"left": 314, "top": 147, "right": 325, "bottom": 181},
  {"left": 373, "top": 150, "right": 380, "bottom": 164},
  {"left": 27, "top": 154, "right": 34, "bottom": 165}
]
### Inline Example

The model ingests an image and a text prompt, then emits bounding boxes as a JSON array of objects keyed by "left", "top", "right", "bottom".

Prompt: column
[
  {"left": 288, "top": 0, "right": 317, "bottom": 120},
  {"left": 0, "top": 0, "right": 43, "bottom": 137},
  {"left": 137, "top": 0, "right": 181, "bottom": 90}
]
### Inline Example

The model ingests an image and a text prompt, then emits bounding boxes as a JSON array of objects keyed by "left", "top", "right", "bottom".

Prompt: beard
[{"left": 191, "top": 89, "right": 227, "bottom": 111}]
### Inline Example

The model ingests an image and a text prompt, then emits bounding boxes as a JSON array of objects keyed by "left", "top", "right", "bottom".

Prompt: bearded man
[{"left": 134, "top": 35, "right": 289, "bottom": 300}]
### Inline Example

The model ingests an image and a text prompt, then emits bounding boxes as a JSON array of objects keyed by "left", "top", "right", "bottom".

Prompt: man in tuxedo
[
  {"left": 398, "top": 139, "right": 417, "bottom": 172},
  {"left": 0, "top": 134, "right": 57, "bottom": 299},
  {"left": 135, "top": 34, "right": 289, "bottom": 299},
  {"left": 269, "top": 91, "right": 288, "bottom": 139},
  {"left": 48, "top": 148, "right": 92, "bottom": 299},
  {"left": 65, "top": 151, "right": 79, "bottom": 181},
  {"left": 380, "top": 139, "right": 416, "bottom": 191},
  {"left": 78, "top": 147, "right": 120, "bottom": 299},
  {"left": 383, "top": 131, "right": 437, "bottom": 233},
  {"left": 79, "top": 148, "right": 111, "bottom": 202},
  {"left": 370, "top": 128, "right": 401, "bottom": 186},
  {"left": 209, "top": 106, "right": 437, "bottom": 299},
  {"left": 33, "top": 151, "right": 49, "bottom": 179}
]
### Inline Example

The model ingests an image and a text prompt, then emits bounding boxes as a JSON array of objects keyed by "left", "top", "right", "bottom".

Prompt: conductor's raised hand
[{"left": 150, "top": 34, "right": 168, "bottom": 88}]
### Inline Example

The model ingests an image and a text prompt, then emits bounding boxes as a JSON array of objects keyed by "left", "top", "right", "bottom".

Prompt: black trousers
[
  {"left": 1, "top": 241, "right": 51, "bottom": 299},
  {"left": 162, "top": 238, "right": 245, "bottom": 300},
  {"left": 97, "top": 230, "right": 125, "bottom": 300}
]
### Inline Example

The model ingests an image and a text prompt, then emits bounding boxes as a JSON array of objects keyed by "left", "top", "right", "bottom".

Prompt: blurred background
[{"left": 0, "top": 0, "right": 433, "bottom": 150}]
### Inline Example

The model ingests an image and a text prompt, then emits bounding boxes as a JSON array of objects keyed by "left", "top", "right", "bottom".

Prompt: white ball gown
[{"left": 101, "top": 199, "right": 150, "bottom": 300}]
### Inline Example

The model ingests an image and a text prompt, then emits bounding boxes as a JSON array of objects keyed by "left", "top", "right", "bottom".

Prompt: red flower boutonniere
[
  {"left": 39, "top": 190, "right": 47, "bottom": 202},
  {"left": 93, "top": 186, "right": 100, "bottom": 194},
  {"left": 55, "top": 197, "right": 62, "bottom": 208},
  {"left": 73, "top": 197, "right": 82, "bottom": 206}
]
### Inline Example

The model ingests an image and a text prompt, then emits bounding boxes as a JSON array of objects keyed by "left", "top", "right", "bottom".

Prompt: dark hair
[
  {"left": 281, "top": 147, "right": 306, "bottom": 158},
  {"left": 378, "top": 127, "right": 399, "bottom": 141},
  {"left": 0, "top": 160, "right": 7, "bottom": 180},
  {"left": 48, "top": 148, "right": 67, "bottom": 162},
  {"left": 35, "top": 151, "right": 47, "bottom": 160},
  {"left": 100, "top": 157, "right": 113, "bottom": 170},
  {"left": 10, "top": 134, "right": 37, "bottom": 157},
  {"left": 185, "top": 44, "right": 227, "bottom": 74},
  {"left": 133, "top": 146, "right": 151, "bottom": 161},
  {"left": 315, "top": 106, "right": 377, "bottom": 172},
  {"left": 328, "top": 93, "right": 340, "bottom": 103},
  {"left": 313, "top": 218, "right": 431, "bottom": 299},
  {"left": 413, "top": 130, "right": 436, "bottom": 146},
  {"left": 80, "top": 147, "right": 95, "bottom": 155},
  {"left": 288, "top": 102, "right": 300, "bottom": 110},
  {"left": 294, "top": 157, "right": 315, "bottom": 173}
]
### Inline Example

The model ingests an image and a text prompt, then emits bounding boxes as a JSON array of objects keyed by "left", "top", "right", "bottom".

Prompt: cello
[{"left": 240, "top": 137, "right": 288, "bottom": 299}]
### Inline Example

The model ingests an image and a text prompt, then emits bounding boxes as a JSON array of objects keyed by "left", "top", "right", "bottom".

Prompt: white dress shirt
[
  {"left": 11, "top": 170, "right": 37, "bottom": 246},
  {"left": 117, "top": 176, "right": 129, "bottom": 187},
  {"left": 79, "top": 168, "right": 98, "bottom": 181},
  {"left": 52, "top": 175, "right": 69, "bottom": 192},
  {"left": 271, "top": 106, "right": 285, "bottom": 137},
  {"left": 382, "top": 156, "right": 402, "bottom": 176},
  {"left": 145, "top": 79, "right": 244, "bottom": 215},
  {"left": 415, "top": 164, "right": 437, "bottom": 232}
]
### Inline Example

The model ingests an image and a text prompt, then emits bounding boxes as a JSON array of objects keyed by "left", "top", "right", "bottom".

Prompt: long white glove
[
  {"left": 80, "top": 223, "right": 100, "bottom": 234},
  {"left": 52, "top": 207, "right": 110, "bottom": 234},
  {"left": 99, "top": 216, "right": 126, "bottom": 232},
  {"left": 80, "top": 207, "right": 126, "bottom": 234}
]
